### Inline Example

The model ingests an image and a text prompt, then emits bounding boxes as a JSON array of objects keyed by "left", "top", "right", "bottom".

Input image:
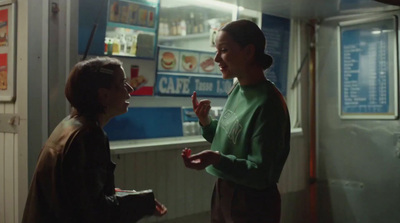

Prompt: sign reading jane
[{"left": 156, "top": 73, "right": 232, "bottom": 96}]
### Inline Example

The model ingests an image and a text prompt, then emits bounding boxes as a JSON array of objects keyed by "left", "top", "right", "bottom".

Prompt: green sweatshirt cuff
[
  {"left": 201, "top": 120, "right": 218, "bottom": 142},
  {"left": 213, "top": 153, "right": 234, "bottom": 170}
]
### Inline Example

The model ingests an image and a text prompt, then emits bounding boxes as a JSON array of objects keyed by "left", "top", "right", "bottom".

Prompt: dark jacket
[{"left": 22, "top": 116, "right": 155, "bottom": 223}]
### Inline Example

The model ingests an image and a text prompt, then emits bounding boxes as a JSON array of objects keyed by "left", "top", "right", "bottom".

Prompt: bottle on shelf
[
  {"left": 158, "top": 18, "right": 164, "bottom": 36},
  {"left": 104, "top": 38, "right": 109, "bottom": 54},
  {"left": 107, "top": 38, "right": 113, "bottom": 55},
  {"left": 170, "top": 19, "right": 177, "bottom": 36},
  {"left": 159, "top": 18, "right": 168, "bottom": 36},
  {"left": 180, "top": 18, "right": 187, "bottom": 36},
  {"left": 193, "top": 17, "right": 198, "bottom": 34},
  {"left": 119, "top": 33, "right": 126, "bottom": 53},
  {"left": 130, "top": 35, "right": 137, "bottom": 56},
  {"left": 164, "top": 18, "right": 169, "bottom": 36},
  {"left": 187, "top": 12, "right": 195, "bottom": 35},
  {"left": 125, "top": 34, "right": 132, "bottom": 54},
  {"left": 176, "top": 18, "right": 182, "bottom": 36},
  {"left": 112, "top": 36, "right": 120, "bottom": 54},
  {"left": 198, "top": 13, "right": 204, "bottom": 33}
]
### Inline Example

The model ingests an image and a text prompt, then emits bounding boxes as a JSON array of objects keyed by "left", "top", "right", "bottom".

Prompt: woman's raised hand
[{"left": 191, "top": 91, "right": 211, "bottom": 126}]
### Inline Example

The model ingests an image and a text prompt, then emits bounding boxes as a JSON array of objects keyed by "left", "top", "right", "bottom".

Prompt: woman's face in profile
[
  {"left": 214, "top": 31, "right": 247, "bottom": 79},
  {"left": 104, "top": 66, "right": 134, "bottom": 117}
]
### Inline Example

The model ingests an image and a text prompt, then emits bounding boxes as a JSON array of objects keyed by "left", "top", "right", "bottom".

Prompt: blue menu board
[
  {"left": 339, "top": 16, "right": 398, "bottom": 119},
  {"left": 261, "top": 14, "right": 290, "bottom": 97}
]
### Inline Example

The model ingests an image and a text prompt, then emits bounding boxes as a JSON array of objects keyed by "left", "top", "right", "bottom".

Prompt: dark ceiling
[{"left": 222, "top": 0, "right": 400, "bottom": 20}]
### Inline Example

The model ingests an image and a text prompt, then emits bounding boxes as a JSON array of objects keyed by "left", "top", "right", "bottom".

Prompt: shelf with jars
[
  {"left": 158, "top": 32, "right": 209, "bottom": 42},
  {"left": 157, "top": 4, "right": 232, "bottom": 50}
]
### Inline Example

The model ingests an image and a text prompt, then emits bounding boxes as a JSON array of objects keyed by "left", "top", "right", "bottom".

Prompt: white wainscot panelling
[
  {"left": 278, "top": 132, "right": 309, "bottom": 193},
  {"left": 1, "top": 102, "right": 18, "bottom": 223},
  {"left": 112, "top": 131, "right": 309, "bottom": 222},
  {"left": 112, "top": 145, "right": 215, "bottom": 222}
]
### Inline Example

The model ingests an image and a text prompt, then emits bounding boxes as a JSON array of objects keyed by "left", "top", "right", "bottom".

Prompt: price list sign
[
  {"left": 262, "top": 14, "right": 290, "bottom": 97},
  {"left": 339, "top": 17, "right": 398, "bottom": 119}
]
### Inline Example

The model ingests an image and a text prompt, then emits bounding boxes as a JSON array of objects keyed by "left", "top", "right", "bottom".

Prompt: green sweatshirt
[{"left": 203, "top": 80, "right": 291, "bottom": 190}]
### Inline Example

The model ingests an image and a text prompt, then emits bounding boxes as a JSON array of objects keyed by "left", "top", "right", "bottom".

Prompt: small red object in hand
[{"left": 183, "top": 148, "right": 191, "bottom": 158}]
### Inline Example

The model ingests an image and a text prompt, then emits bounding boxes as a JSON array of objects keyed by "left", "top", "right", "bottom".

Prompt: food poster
[
  {"left": 199, "top": 53, "right": 218, "bottom": 74},
  {"left": 0, "top": 9, "right": 8, "bottom": 47},
  {"left": 118, "top": 1, "right": 130, "bottom": 24},
  {"left": 157, "top": 47, "right": 219, "bottom": 75},
  {"left": 108, "top": 0, "right": 156, "bottom": 28},
  {"left": 109, "top": 0, "right": 120, "bottom": 23},
  {"left": 128, "top": 3, "right": 139, "bottom": 25},
  {"left": 116, "top": 57, "right": 156, "bottom": 96},
  {"left": 158, "top": 48, "right": 179, "bottom": 72},
  {"left": 179, "top": 52, "right": 199, "bottom": 73},
  {"left": 137, "top": 7, "right": 148, "bottom": 27},
  {"left": 0, "top": 53, "right": 7, "bottom": 90},
  {"left": 129, "top": 64, "right": 153, "bottom": 96},
  {"left": 147, "top": 8, "right": 155, "bottom": 28}
]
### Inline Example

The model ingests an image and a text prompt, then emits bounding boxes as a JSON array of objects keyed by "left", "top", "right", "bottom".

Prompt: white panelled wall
[
  {"left": 0, "top": 0, "right": 29, "bottom": 223},
  {"left": 111, "top": 131, "right": 309, "bottom": 223},
  {"left": 0, "top": 104, "right": 18, "bottom": 223}
]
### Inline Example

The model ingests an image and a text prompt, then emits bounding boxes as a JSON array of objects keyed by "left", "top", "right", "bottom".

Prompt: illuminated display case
[
  {"left": 157, "top": 0, "right": 260, "bottom": 51},
  {"left": 78, "top": 0, "right": 160, "bottom": 59},
  {"left": 105, "top": 0, "right": 160, "bottom": 58},
  {"left": 78, "top": 0, "right": 260, "bottom": 58}
]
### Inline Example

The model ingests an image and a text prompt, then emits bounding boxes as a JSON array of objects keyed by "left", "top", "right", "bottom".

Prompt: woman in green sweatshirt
[{"left": 182, "top": 19, "right": 290, "bottom": 223}]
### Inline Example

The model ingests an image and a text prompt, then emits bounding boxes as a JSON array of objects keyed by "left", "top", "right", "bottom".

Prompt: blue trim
[{"left": 104, "top": 107, "right": 183, "bottom": 140}]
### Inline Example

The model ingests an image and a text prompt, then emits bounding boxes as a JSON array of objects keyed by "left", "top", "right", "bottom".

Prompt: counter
[{"left": 110, "top": 128, "right": 303, "bottom": 154}]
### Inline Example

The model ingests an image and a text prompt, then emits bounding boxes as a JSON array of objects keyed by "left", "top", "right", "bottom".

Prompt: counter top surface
[{"left": 110, "top": 128, "right": 303, "bottom": 154}]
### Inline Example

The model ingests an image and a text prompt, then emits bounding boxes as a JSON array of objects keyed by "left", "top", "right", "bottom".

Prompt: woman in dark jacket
[{"left": 22, "top": 57, "right": 167, "bottom": 223}]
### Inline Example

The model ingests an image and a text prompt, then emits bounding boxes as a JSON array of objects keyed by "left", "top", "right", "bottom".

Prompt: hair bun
[{"left": 263, "top": 53, "right": 273, "bottom": 70}]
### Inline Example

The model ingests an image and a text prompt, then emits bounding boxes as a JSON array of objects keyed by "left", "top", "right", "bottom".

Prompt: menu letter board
[{"left": 339, "top": 16, "right": 398, "bottom": 119}]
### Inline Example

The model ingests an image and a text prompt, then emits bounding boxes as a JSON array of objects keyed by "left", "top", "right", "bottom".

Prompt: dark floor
[{"left": 159, "top": 211, "right": 210, "bottom": 223}]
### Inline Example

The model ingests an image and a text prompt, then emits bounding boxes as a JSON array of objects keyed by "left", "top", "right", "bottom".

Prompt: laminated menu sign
[
  {"left": 0, "top": 4, "right": 15, "bottom": 102},
  {"left": 339, "top": 16, "right": 398, "bottom": 119},
  {"left": 0, "top": 8, "right": 7, "bottom": 47},
  {"left": 261, "top": 14, "right": 290, "bottom": 97},
  {"left": 155, "top": 46, "right": 232, "bottom": 97},
  {"left": 0, "top": 54, "right": 7, "bottom": 90},
  {"left": 0, "top": 8, "right": 7, "bottom": 90}
]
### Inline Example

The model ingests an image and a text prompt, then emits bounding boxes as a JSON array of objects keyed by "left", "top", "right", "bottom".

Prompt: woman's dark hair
[
  {"left": 65, "top": 57, "right": 122, "bottom": 117},
  {"left": 220, "top": 19, "right": 273, "bottom": 70}
]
